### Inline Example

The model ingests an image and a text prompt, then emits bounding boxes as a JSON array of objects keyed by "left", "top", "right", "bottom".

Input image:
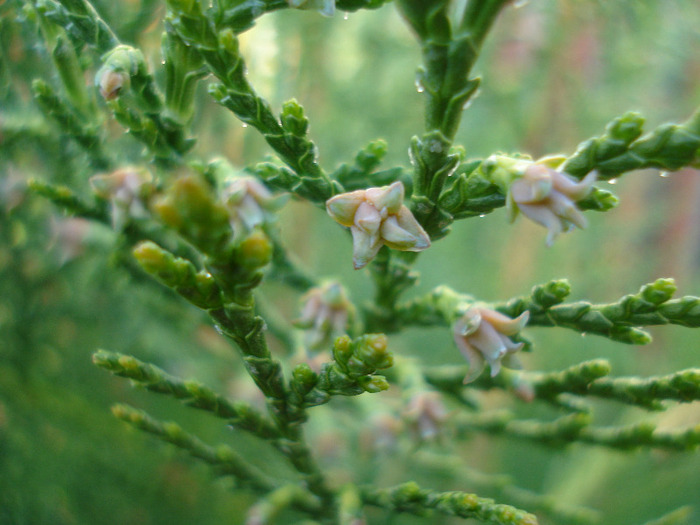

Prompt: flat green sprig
[
  {"left": 94, "top": 350, "right": 279, "bottom": 438},
  {"left": 361, "top": 481, "right": 539, "bottom": 525},
  {"left": 111, "top": 403, "right": 276, "bottom": 491},
  {"left": 289, "top": 333, "right": 394, "bottom": 410},
  {"left": 562, "top": 109, "right": 700, "bottom": 180},
  {"left": 427, "top": 360, "right": 700, "bottom": 412},
  {"left": 497, "top": 278, "right": 700, "bottom": 344},
  {"left": 456, "top": 411, "right": 700, "bottom": 452}
]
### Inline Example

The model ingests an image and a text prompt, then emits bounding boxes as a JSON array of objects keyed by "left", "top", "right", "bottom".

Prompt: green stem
[
  {"left": 112, "top": 404, "right": 276, "bottom": 491},
  {"left": 361, "top": 481, "right": 538, "bottom": 525}
]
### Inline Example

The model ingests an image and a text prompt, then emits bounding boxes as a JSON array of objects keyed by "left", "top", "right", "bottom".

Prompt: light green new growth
[
  {"left": 361, "top": 481, "right": 539, "bottom": 525},
  {"left": 111, "top": 403, "right": 276, "bottom": 491},
  {"left": 93, "top": 350, "right": 280, "bottom": 438},
  {"left": 396, "top": 278, "right": 700, "bottom": 345},
  {"left": 456, "top": 411, "right": 700, "bottom": 451},
  {"left": 425, "top": 360, "right": 700, "bottom": 411}
]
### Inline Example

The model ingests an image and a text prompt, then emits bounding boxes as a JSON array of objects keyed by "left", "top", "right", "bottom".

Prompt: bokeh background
[{"left": 1, "top": 0, "right": 700, "bottom": 523}]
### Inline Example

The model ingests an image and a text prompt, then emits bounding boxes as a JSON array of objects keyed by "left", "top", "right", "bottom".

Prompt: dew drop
[
  {"left": 428, "top": 140, "right": 443, "bottom": 153},
  {"left": 580, "top": 332, "right": 587, "bottom": 337},
  {"left": 659, "top": 171, "right": 670, "bottom": 178},
  {"left": 242, "top": 123, "right": 248, "bottom": 128},
  {"left": 607, "top": 178, "right": 618, "bottom": 185},
  {"left": 479, "top": 214, "right": 486, "bottom": 218},
  {"left": 415, "top": 74, "right": 425, "bottom": 93},
  {"left": 343, "top": 12, "right": 349, "bottom": 20}
]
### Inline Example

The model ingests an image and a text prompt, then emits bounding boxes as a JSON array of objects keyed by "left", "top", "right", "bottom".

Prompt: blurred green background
[{"left": 1, "top": 0, "right": 700, "bottom": 523}]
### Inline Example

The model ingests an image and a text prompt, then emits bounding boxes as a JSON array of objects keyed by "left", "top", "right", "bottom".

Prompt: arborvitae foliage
[{"left": 2, "top": 1, "right": 700, "bottom": 524}]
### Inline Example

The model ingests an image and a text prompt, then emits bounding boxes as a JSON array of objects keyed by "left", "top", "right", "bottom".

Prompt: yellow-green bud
[{"left": 238, "top": 229, "right": 272, "bottom": 269}]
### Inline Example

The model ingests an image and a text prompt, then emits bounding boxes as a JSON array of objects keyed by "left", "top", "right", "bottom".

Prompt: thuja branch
[
  {"left": 28, "top": 178, "right": 109, "bottom": 222},
  {"left": 425, "top": 360, "right": 700, "bottom": 411},
  {"left": 361, "top": 481, "right": 538, "bottom": 525},
  {"left": 165, "top": 0, "right": 339, "bottom": 202},
  {"left": 396, "top": 0, "right": 510, "bottom": 239},
  {"left": 496, "top": 278, "right": 700, "bottom": 344},
  {"left": 93, "top": 350, "right": 280, "bottom": 439},
  {"left": 456, "top": 411, "right": 700, "bottom": 451},
  {"left": 111, "top": 403, "right": 276, "bottom": 492},
  {"left": 289, "top": 334, "right": 394, "bottom": 411},
  {"left": 141, "top": 175, "right": 337, "bottom": 516},
  {"left": 562, "top": 109, "right": 700, "bottom": 180},
  {"left": 414, "top": 452, "right": 599, "bottom": 525},
  {"left": 246, "top": 484, "right": 323, "bottom": 525},
  {"left": 397, "top": 0, "right": 507, "bottom": 140},
  {"left": 31, "top": 79, "right": 111, "bottom": 170},
  {"left": 36, "top": 0, "right": 119, "bottom": 54},
  {"left": 396, "top": 279, "right": 700, "bottom": 344}
]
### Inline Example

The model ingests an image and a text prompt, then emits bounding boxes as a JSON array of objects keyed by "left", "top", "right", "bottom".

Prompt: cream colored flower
[
  {"left": 294, "top": 281, "right": 354, "bottom": 351},
  {"left": 222, "top": 176, "right": 282, "bottom": 238},
  {"left": 507, "top": 163, "right": 597, "bottom": 246},
  {"left": 326, "top": 181, "right": 431, "bottom": 269},
  {"left": 90, "top": 167, "right": 152, "bottom": 229},
  {"left": 453, "top": 306, "right": 529, "bottom": 384},
  {"left": 403, "top": 391, "right": 448, "bottom": 442},
  {"left": 287, "top": 0, "right": 335, "bottom": 16}
]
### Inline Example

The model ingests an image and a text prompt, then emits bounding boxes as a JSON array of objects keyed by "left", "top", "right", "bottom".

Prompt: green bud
[
  {"left": 164, "top": 421, "right": 184, "bottom": 440},
  {"left": 153, "top": 175, "right": 231, "bottom": 253},
  {"left": 611, "top": 326, "right": 652, "bottom": 345},
  {"left": 292, "top": 364, "right": 318, "bottom": 393},
  {"left": 218, "top": 29, "right": 239, "bottom": 56},
  {"left": 532, "top": 279, "right": 571, "bottom": 308},
  {"left": 393, "top": 481, "right": 422, "bottom": 504},
  {"left": 214, "top": 445, "right": 233, "bottom": 463},
  {"left": 133, "top": 241, "right": 169, "bottom": 273},
  {"left": 194, "top": 271, "right": 219, "bottom": 304},
  {"left": 583, "top": 359, "right": 612, "bottom": 380},
  {"left": 345, "top": 355, "right": 372, "bottom": 376},
  {"left": 111, "top": 403, "right": 130, "bottom": 420},
  {"left": 359, "top": 375, "right": 389, "bottom": 393},
  {"left": 117, "top": 354, "right": 140, "bottom": 373},
  {"left": 578, "top": 187, "right": 620, "bottom": 212},
  {"left": 608, "top": 111, "right": 645, "bottom": 144},
  {"left": 641, "top": 278, "right": 676, "bottom": 305},
  {"left": 237, "top": 229, "right": 273, "bottom": 269},
  {"left": 333, "top": 335, "right": 353, "bottom": 366},
  {"left": 356, "top": 139, "right": 388, "bottom": 170},
  {"left": 281, "top": 99, "right": 309, "bottom": 136},
  {"left": 354, "top": 333, "right": 392, "bottom": 369},
  {"left": 184, "top": 380, "right": 215, "bottom": 405}
]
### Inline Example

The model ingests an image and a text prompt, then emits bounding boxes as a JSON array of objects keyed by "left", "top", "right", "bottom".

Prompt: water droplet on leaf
[
  {"left": 415, "top": 74, "right": 425, "bottom": 93},
  {"left": 343, "top": 12, "right": 349, "bottom": 20},
  {"left": 659, "top": 171, "right": 670, "bottom": 178},
  {"left": 607, "top": 178, "right": 618, "bottom": 185}
]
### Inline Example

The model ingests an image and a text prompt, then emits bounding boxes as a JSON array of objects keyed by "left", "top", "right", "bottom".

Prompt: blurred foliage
[{"left": 1, "top": 0, "right": 700, "bottom": 524}]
